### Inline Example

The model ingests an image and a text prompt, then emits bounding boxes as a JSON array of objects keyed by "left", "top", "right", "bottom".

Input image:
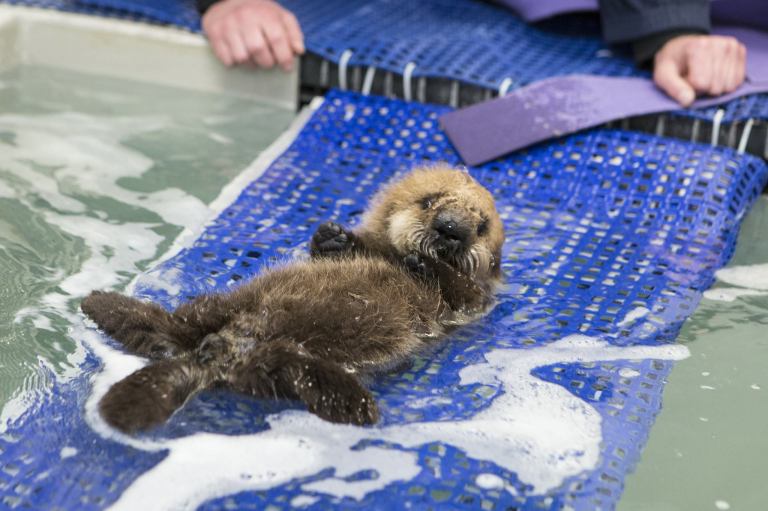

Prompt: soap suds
[
  {"left": 103, "top": 335, "right": 689, "bottom": 509},
  {"left": 715, "top": 263, "right": 768, "bottom": 290},
  {"left": 703, "top": 287, "right": 768, "bottom": 302}
]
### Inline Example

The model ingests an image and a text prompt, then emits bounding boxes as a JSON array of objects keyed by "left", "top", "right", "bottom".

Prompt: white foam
[
  {"left": 290, "top": 495, "right": 320, "bottom": 507},
  {"left": 714, "top": 263, "right": 768, "bottom": 290},
  {"left": 475, "top": 473, "right": 505, "bottom": 490},
  {"left": 617, "top": 307, "right": 650, "bottom": 327},
  {"left": 60, "top": 446, "right": 78, "bottom": 459},
  {"left": 715, "top": 500, "right": 731, "bottom": 510},
  {"left": 703, "top": 287, "right": 768, "bottom": 302},
  {"left": 108, "top": 336, "right": 688, "bottom": 509},
  {"left": 0, "top": 110, "right": 211, "bottom": 426}
]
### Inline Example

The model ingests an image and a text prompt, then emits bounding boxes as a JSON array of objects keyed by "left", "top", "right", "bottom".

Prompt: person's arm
[
  {"left": 599, "top": 0, "right": 746, "bottom": 106},
  {"left": 197, "top": 0, "right": 304, "bottom": 71}
]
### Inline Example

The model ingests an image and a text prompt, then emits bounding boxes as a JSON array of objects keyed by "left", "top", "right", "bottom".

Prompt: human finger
[
  {"left": 263, "top": 22, "right": 294, "bottom": 71},
  {"left": 654, "top": 56, "right": 696, "bottom": 106},
  {"left": 281, "top": 10, "right": 305, "bottom": 55},
  {"left": 685, "top": 39, "right": 714, "bottom": 94},
  {"left": 225, "top": 20, "right": 251, "bottom": 65},
  {"left": 241, "top": 21, "right": 275, "bottom": 68}
]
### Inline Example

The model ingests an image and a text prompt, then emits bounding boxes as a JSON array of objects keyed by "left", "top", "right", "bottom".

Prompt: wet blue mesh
[
  {"left": 1, "top": 90, "right": 766, "bottom": 510},
  {"left": 0, "top": 0, "right": 200, "bottom": 30}
]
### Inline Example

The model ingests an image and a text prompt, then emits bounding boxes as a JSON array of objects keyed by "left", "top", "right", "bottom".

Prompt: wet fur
[{"left": 81, "top": 165, "right": 504, "bottom": 433}]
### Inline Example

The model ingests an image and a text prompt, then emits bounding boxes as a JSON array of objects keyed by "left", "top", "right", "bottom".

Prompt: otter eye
[
  {"left": 419, "top": 193, "right": 441, "bottom": 210},
  {"left": 477, "top": 218, "right": 489, "bottom": 236}
]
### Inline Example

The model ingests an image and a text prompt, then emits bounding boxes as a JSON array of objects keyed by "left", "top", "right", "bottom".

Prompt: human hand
[
  {"left": 201, "top": 0, "right": 304, "bottom": 71},
  {"left": 653, "top": 35, "right": 747, "bottom": 107}
]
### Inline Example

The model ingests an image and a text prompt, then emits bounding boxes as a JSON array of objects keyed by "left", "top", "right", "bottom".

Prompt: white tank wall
[{"left": 0, "top": 5, "right": 298, "bottom": 110}]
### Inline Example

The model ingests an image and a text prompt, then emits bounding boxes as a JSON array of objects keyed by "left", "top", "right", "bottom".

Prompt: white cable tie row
[
  {"left": 711, "top": 108, "right": 725, "bottom": 147},
  {"left": 362, "top": 66, "right": 376, "bottom": 95},
  {"left": 765, "top": 122, "right": 768, "bottom": 160},
  {"left": 691, "top": 118, "right": 700, "bottom": 142},
  {"left": 319, "top": 60, "right": 329, "bottom": 87},
  {"left": 449, "top": 81, "right": 460, "bottom": 108},
  {"left": 338, "top": 49, "right": 354, "bottom": 91},
  {"left": 403, "top": 62, "right": 417, "bottom": 102},
  {"left": 737, "top": 118, "right": 755, "bottom": 154},
  {"left": 498, "top": 77, "right": 514, "bottom": 97},
  {"left": 417, "top": 77, "right": 427, "bottom": 103},
  {"left": 655, "top": 114, "right": 665, "bottom": 137},
  {"left": 384, "top": 72, "right": 393, "bottom": 97}
]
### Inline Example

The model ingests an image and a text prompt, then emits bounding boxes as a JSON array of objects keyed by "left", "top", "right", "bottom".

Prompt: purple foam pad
[
  {"left": 442, "top": 24, "right": 768, "bottom": 166},
  {"left": 440, "top": 75, "right": 768, "bottom": 166}
]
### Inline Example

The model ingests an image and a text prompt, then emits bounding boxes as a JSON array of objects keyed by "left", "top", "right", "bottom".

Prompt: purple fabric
[
  {"left": 442, "top": 21, "right": 768, "bottom": 166},
  {"left": 499, "top": 0, "right": 767, "bottom": 29},
  {"left": 495, "top": 0, "right": 597, "bottom": 22},
  {"left": 714, "top": 26, "right": 768, "bottom": 82},
  {"left": 712, "top": 0, "right": 768, "bottom": 32},
  {"left": 440, "top": 75, "right": 768, "bottom": 166}
]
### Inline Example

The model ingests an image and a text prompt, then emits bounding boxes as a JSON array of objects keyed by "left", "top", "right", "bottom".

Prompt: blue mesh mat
[
  {"left": 0, "top": 0, "right": 200, "bottom": 30},
  {"left": 1, "top": 90, "right": 766, "bottom": 510}
]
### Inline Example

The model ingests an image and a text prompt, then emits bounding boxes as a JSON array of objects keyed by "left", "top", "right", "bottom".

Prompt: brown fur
[{"left": 81, "top": 164, "right": 504, "bottom": 433}]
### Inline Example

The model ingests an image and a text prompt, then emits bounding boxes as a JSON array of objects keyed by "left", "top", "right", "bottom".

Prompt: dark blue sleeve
[{"left": 598, "top": 0, "right": 710, "bottom": 44}]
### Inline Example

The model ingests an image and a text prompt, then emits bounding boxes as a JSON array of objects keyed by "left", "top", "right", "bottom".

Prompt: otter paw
[
  {"left": 308, "top": 384, "right": 380, "bottom": 426},
  {"left": 99, "top": 369, "right": 177, "bottom": 433},
  {"left": 310, "top": 222, "right": 353, "bottom": 257},
  {"left": 196, "top": 333, "right": 229, "bottom": 364},
  {"left": 403, "top": 253, "right": 438, "bottom": 280}
]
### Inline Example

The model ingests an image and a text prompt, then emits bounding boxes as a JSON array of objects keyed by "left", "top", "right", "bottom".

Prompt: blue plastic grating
[
  {"left": 0, "top": 0, "right": 201, "bottom": 30},
  {"left": 1, "top": 90, "right": 766, "bottom": 510}
]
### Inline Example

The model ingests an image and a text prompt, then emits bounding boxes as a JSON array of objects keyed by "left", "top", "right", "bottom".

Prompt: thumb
[{"left": 654, "top": 56, "right": 696, "bottom": 107}]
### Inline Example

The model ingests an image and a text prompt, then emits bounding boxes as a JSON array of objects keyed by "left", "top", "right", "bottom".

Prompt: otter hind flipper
[
  {"left": 99, "top": 359, "right": 207, "bottom": 433},
  {"left": 81, "top": 291, "right": 193, "bottom": 360},
  {"left": 230, "top": 340, "right": 379, "bottom": 426}
]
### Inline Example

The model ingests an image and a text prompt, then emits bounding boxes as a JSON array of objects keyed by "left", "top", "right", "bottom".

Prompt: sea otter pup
[{"left": 81, "top": 165, "right": 504, "bottom": 433}]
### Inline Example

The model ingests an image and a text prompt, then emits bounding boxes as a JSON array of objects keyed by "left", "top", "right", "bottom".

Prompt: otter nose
[{"left": 433, "top": 213, "right": 470, "bottom": 254}]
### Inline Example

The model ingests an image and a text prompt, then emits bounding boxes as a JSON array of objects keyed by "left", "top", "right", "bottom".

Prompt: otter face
[{"left": 365, "top": 165, "right": 505, "bottom": 280}]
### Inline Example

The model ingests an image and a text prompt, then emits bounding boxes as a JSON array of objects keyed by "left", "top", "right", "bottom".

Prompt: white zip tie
[
  {"left": 498, "top": 77, "right": 513, "bottom": 97},
  {"left": 417, "top": 77, "right": 427, "bottom": 103},
  {"left": 319, "top": 60, "right": 329, "bottom": 87},
  {"left": 737, "top": 118, "right": 755, "bottom": 154},
  {"left": 655, "top": 114, "right": 665, "bottom": 136},
  {"left": 765, "top": 122, "right": 768, "bottom": 160},
  {"left": 384, "top": 72, "right": 393, "bottom": 97},
  {"left": 361, "top": 66, "right": 376, "bottom": 95},
  {"left": 403, "top": 62, "right": 416, "bottom": 102},
  {"left": 727, "top": 121, "right": 738, "bottom": 147},
  {"left": 449, "top": 81, "right": 460, "bottom": 108},
  {"left": 338, "top": 49, "right": 353, "bottom": 91},
  {"left": 360, "top": 66, "right": 376, "bottom": 96},
  {"left": 691, "top": 118, "right": 700, "bottom": 142},
  {"left": 621, "top": 118, "right": 630, "bottom": 130},
  {"left": 711, "top": 108, "right": 725, "bottom": 147},
  {"left": 483, "top": 89, "right": 493, "bottom": 101}
]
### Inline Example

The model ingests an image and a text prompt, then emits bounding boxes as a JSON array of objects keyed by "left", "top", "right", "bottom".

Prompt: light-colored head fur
[{"left": 361, "top": 164, "right": 504, "bottom": 282}]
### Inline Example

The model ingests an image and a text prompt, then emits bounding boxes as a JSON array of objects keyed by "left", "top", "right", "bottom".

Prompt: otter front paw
[
  {"left": 403, "top": 253, "right": 438, "bottom": 280},
  {"left": 310, "top": 222, "right": 354, "bottom": 257},
  {"left": 308, "top": 384, "right": 380, "bottom": 426}
]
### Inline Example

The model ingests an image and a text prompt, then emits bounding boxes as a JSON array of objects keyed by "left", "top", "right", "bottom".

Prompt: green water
[
  {"left": 0, "top": 66, "right": 293, "bottom": 418},
  {"left": 620, "top": 197, "right": 768, "bottom": 511}
]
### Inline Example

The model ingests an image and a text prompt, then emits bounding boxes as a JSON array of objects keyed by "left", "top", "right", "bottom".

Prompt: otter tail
[{"left": 99, "top": 359, "right": 208, "bottom": 433}]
